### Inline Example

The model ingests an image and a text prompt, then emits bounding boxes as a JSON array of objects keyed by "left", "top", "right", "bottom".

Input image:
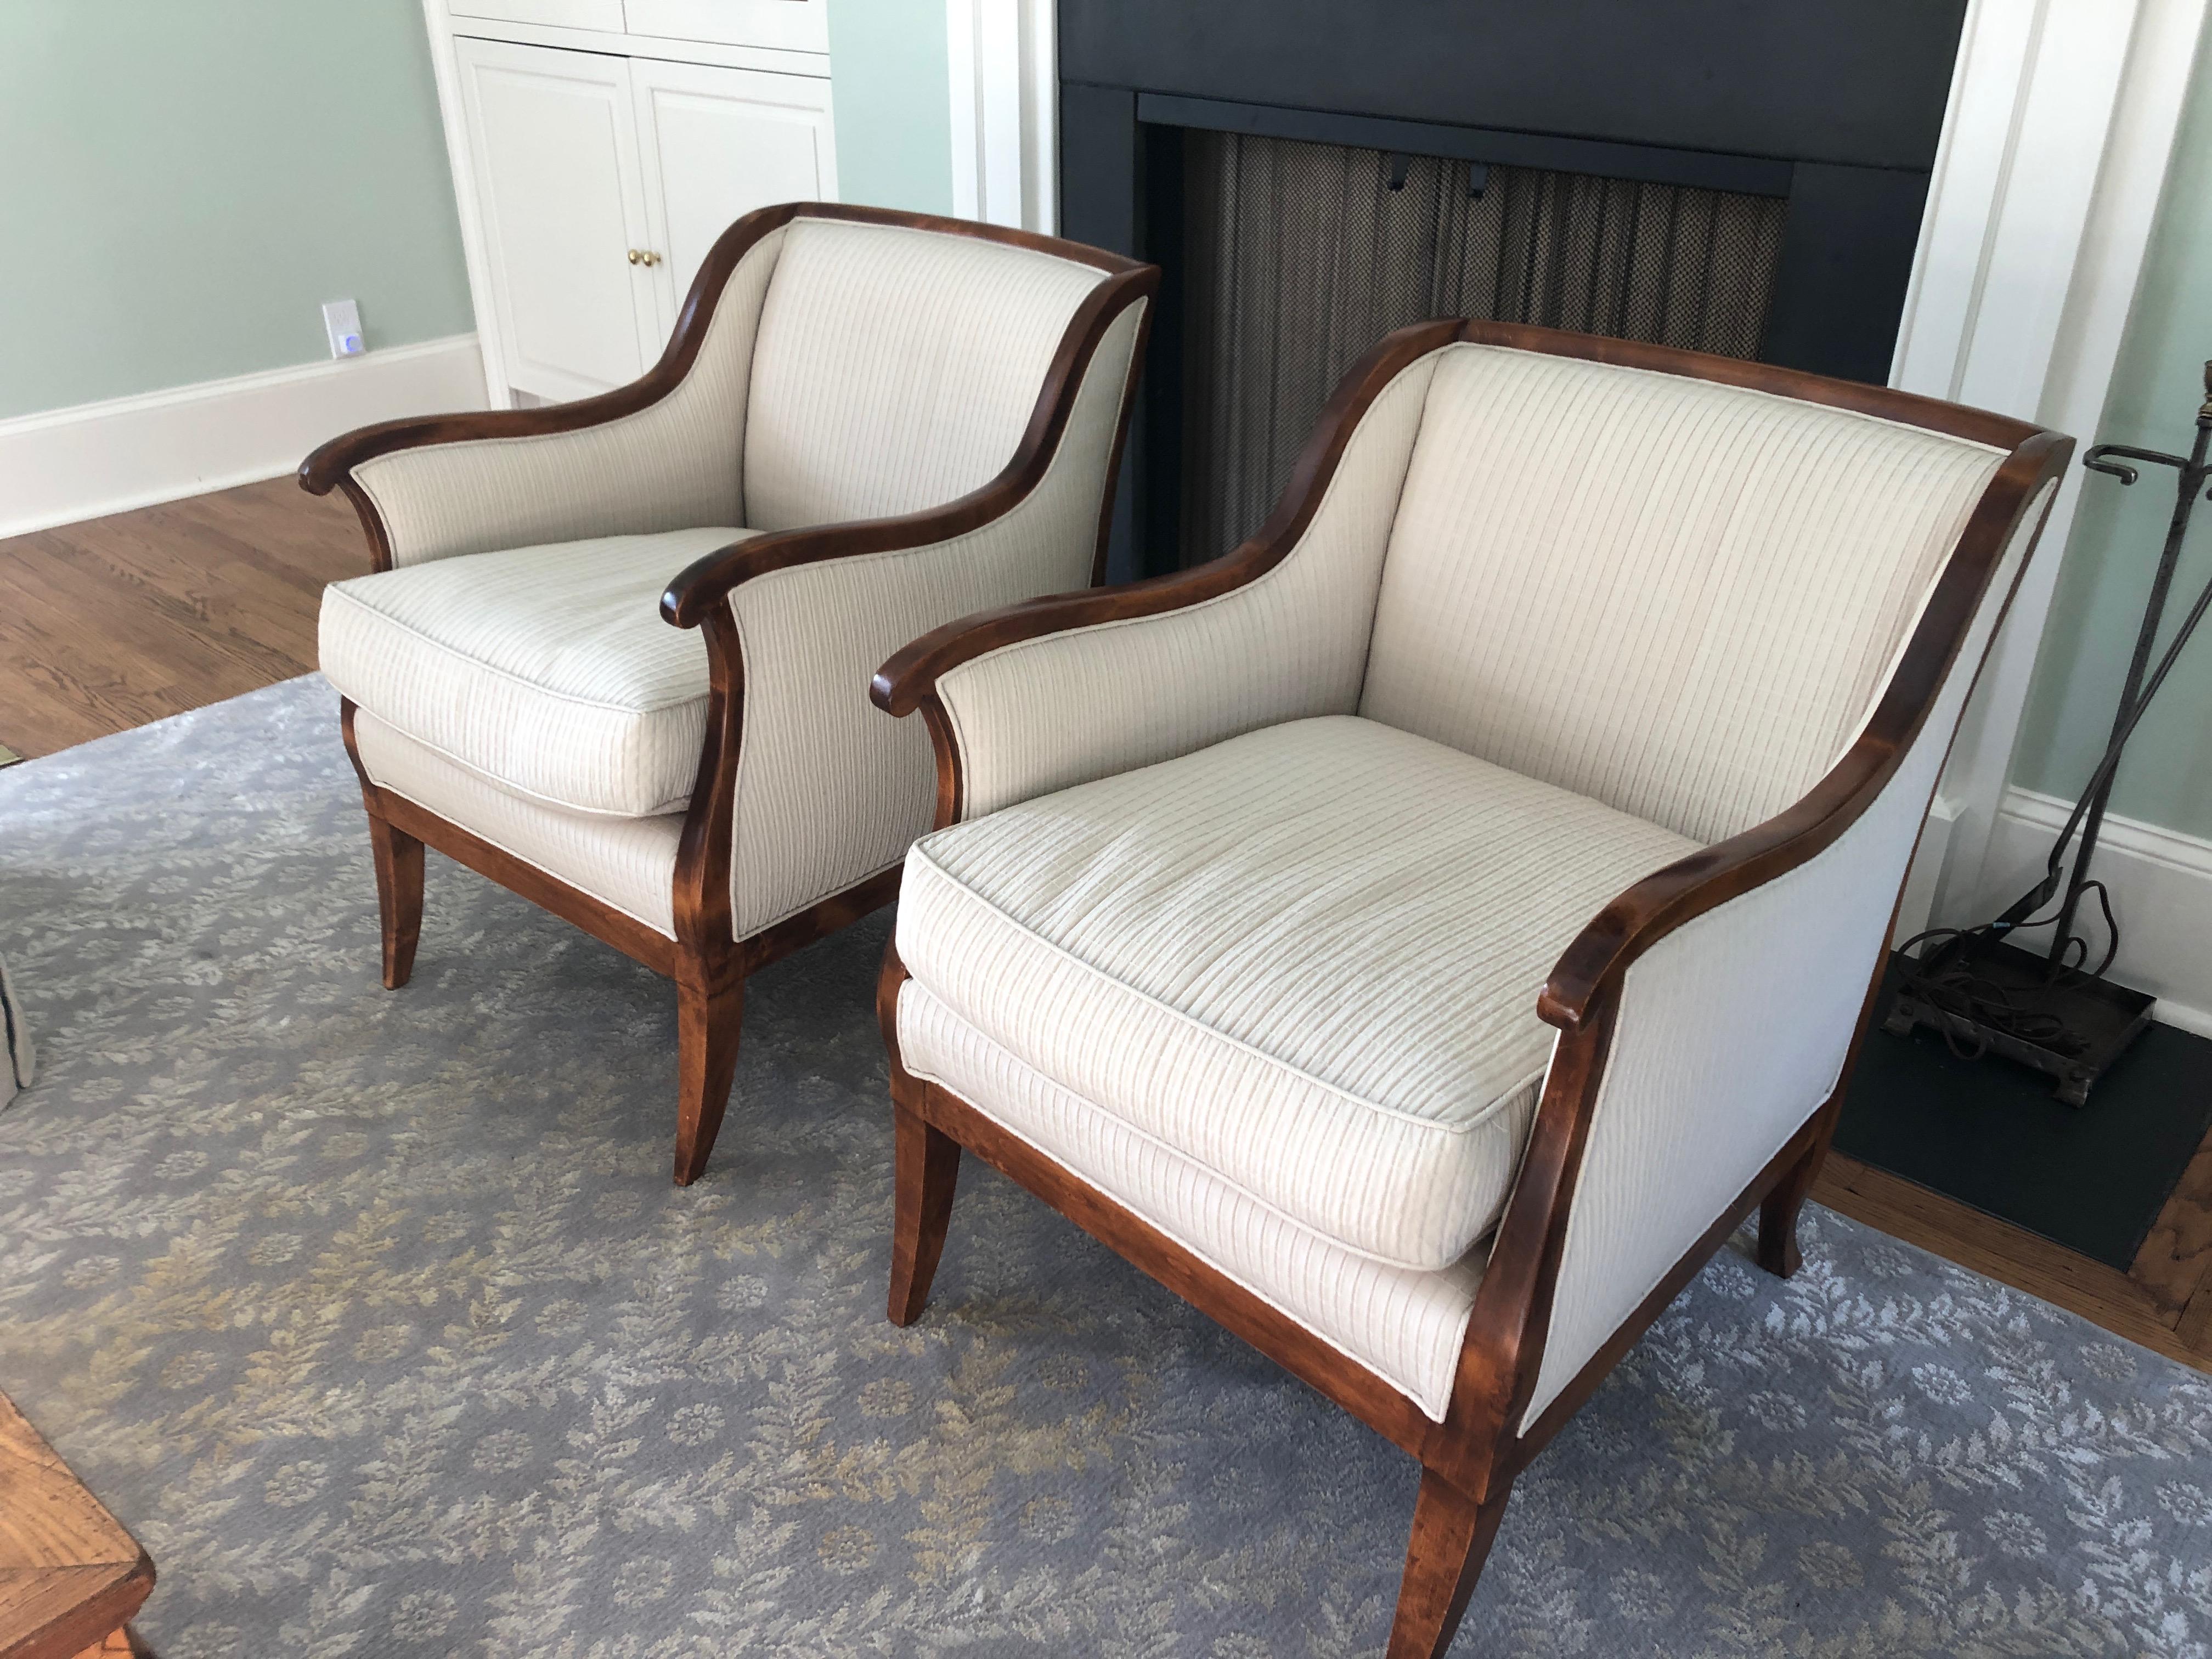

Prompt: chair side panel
[
  {"left": 725, "top": 301, "right": 1147, "bottom": 938},
  {"left": 939, "top": 354, "right": 1440, "bottom": 820},
  {"left": 355, "top": 228, "right": 783, "bottom": 567},
  {"left": 1521, "top": 478, "right": 2055, "bottom": 1429}
]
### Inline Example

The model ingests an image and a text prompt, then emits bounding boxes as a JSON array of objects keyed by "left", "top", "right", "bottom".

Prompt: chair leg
[
  {"left": 673, "top": 971, "right": 744, "bottom": 1187},
  {"left": 1757, "top": 1137, "right": 1826, "bottom": 1280},
  {"left": 1386, "top": 1468, "right": 1513, "bottom": 1659},
  {"left": 887, "top": 1087, "right": 961, "bottom": 1326},
  {"left": 365, "top": 810, "right": 424, "bottom": 991}
]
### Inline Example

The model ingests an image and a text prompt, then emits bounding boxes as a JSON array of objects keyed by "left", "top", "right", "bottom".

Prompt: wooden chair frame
[
  {"left": 869, "top": 320, "right": 2070, "bottom": 1655},
  {"left": 302, "top": 202, "right": 1156, "bottom": 1186}
]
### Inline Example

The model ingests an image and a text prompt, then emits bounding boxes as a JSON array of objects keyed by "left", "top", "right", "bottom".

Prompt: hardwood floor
[
  {"left": 0, "top": 477, "right": 363, "bottom": 759},
  {"left": 2, "top": 477, "right": 2209, "bottom": 1374}
]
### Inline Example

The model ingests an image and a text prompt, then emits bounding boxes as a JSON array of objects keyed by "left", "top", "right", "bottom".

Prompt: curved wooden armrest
[
  {"left": 657, "top": 493, "right": 1033, "bottom": 630},
  {"left": 1538, "top": 431, "right": 2072, "bottom": 1033},
  {"left": 301, "top": 203, "right": 808, "bottom": 495},
  {"left": 872, "top": 319, "right": 1462, "bottom": 715}
]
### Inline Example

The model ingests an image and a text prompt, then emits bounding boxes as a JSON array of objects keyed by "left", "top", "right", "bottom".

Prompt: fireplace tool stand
[{"left": 1887, "top": 361, "right": 2212, "bottom": 1105}]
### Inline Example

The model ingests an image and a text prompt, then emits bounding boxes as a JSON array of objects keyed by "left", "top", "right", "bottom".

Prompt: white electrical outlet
[{"left": 323, "top": 299, "right": 365, "bottom": 359}]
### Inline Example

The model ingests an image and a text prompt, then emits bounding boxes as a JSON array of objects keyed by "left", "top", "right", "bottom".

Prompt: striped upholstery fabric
[
  {"left": 722, "top": 300, "right": 1146, "bottom": 938},
  {"left": 321, "top": 526, "right": 749, "bottom": 818},
  {"left": 352, "top": 709, "right": 685, "bottom": 938},
  {"left": 1523, "top": 478, "right": 2059, "bottom": 1429},
  {"left": 1361, "top": 345, "right": 2008, "bottom": 843},
  {"left": 355, "top": 228, "right": 786, "bottom": 569},
  {"left": 935, "top": 356, "right": 1436, "bottom": 820},
  {"left": 898, "top": 978, "right": 1487, "bottom": 1421},
  {"left": 743, "top": 218, "right": 1113, "bottom": 533},
  {"left": 897, "top": 715, "right": 1697, "bottom": 1269}
]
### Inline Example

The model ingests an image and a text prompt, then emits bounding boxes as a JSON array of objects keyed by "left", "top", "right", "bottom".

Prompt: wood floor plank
[
  {"left": 2130, "top": 1122, "right": 2212, "bottom": 1319},
  {"left": 2181, "top": 1283, "right": 2212, "bottom": 1351},
  {"left": 0, "top": 579, "right": 195, "bottom": 754},
  {"left": 1, "top": 544, "right": 257, "bottom": 714},
  {"left": 0, "top": 477, "right": 357, "bottom": 760},
  {"left": 35, "top": 518, "right": 326, "bottom": 686}
]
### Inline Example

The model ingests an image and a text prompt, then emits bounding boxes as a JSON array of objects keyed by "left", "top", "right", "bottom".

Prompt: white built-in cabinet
[{"left": 424, "top": 0, "right": 836, "bottom": 404}]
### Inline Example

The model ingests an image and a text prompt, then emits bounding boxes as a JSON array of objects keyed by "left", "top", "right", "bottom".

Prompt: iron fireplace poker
[{"left": 1887, "top": 360, "right": 2212, "bottom": 1105}]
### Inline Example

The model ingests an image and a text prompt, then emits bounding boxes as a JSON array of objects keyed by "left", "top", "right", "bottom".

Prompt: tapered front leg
[
  {"left": 887, "top": 1084, "right": 961, "bottom": 1326},
  {"left": 1387, "top": 1469, "right": 1512, "bottom": 1659},
  {"left": 365, "top": 811, "right": 424, "bottom": 990},
  {"left": 1757, "top": 1141, "right": 1823, "bottom": 1279},
  {"left": 673, "top": 970, "right": 744, "bottom": 1186}
]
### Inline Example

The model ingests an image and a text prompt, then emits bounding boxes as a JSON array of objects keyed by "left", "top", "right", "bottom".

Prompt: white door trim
[
  {"left": 945, "top": 0, "right": 1054, "bottom": 231},
  {"left": 425, "top": 0, "right": 511, "bottom": 407},
  {"left": 1894, "top": 0, "right": 2209, "bottom": 934}
]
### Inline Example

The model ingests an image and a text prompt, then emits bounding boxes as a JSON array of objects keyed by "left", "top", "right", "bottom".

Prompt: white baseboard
[
  {"left": 1967, "top": 785, "right": 2212, "bottom": 1038},
  {"left": 0, "top": 336, "right": 489, "bottom": 540}
]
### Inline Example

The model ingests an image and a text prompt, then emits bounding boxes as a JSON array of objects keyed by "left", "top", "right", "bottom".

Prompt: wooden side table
[{"left": 0, "top": 1392, "right": 153, "bottom": 1659}]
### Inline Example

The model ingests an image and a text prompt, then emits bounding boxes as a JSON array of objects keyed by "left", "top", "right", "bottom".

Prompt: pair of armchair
[{"left": 309, "top": 202, "right": 2067, "bottom": 1650}]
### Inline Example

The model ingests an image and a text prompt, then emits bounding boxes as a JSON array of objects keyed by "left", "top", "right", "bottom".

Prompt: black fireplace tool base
[{"left": 1883, "top": 935, "right": 2156, "bottom": 1108}]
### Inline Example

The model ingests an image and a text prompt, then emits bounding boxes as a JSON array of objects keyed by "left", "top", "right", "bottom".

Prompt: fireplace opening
[
  {"left": 1176, "top": 128, "right": 1792, "bottom": 564},
  {"left": 1060, "top": 3, "right": 1966, "bottom": 578}
]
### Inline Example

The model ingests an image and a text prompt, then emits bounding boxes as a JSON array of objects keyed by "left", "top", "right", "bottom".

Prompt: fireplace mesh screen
[{"left": 1180, "top": 129, "right": 1790, "bottom": 562}]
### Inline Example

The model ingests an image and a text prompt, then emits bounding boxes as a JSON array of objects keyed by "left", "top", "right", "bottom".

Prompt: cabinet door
[
  {"left": 630, "top": 59, "right": 836, "bottom": 332},
  {"left": 453, "top": 38, "right": 664, "bottom": 399}
]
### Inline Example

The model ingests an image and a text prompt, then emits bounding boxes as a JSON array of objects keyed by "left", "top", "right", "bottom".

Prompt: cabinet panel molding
[
  {"left": 453, "top": 37, "right": 665, "bottom": 399},
  {"left": 632, "top": 59, "right": 836, "bottom": 326}
]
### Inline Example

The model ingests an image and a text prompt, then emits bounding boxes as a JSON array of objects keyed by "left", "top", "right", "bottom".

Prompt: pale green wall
[
  {"left": 0, "top": 1, "right": 475, "bottom": 423},
  {"left": 2010, "top": 28, "right": 2212, "bottom": 839},
  {"left": 827, "top": 0, "right": 953, "bottom": 215}
]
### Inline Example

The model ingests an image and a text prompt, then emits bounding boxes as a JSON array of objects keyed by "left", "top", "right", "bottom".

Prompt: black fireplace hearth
[{"left": 1059, "top": 0, "right": 1972, "bottom": 579}]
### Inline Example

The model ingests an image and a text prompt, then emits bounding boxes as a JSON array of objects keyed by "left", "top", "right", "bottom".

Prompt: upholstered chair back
[
  {"left": 740, "top": 217, "right": 1120, "bottom": 533},
  {"left": 1357, "top": 346, "right": 2010, "bottom": 844}
]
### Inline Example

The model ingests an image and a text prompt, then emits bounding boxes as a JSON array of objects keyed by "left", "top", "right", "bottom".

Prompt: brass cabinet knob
[{"left": 627, "top": 249, "right": 662, "bottom": 267}]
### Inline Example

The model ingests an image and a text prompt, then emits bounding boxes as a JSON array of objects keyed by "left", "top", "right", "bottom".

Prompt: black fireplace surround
[{"left": 1060, "top": 0, "right": 1971, "bottom": 579}]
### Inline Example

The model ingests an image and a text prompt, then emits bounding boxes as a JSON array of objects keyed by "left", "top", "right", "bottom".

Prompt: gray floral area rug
[{"left": 3, "top": 675, "right": 2209, "bottom": 1658}]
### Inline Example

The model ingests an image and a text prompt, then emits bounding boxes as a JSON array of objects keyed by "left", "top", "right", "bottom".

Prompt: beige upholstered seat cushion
[
  {"left": 896, "top": 715, "right": 1698, "bottom": 1271},
  {"left": 896, "top": 975, "right": 1488, "bottom": 1421},
  {"left": 319, "top": 526, "right": 752, "bottom": 819},
  {"left": 351, "top": 708, "right": 685, "bottom": 938}
]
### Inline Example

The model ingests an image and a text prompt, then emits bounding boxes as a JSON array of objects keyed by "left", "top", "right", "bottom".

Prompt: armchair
[
  {"left": 871, "top": 321, "right": 2068, "bottom": 1655},
  {"left": 302, "top": 202, "right": 1155, "bottom": 1184}
]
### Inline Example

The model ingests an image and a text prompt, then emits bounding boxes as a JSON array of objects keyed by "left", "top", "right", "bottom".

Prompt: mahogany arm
[
  {"left": 1537, "top": 430, "right": 2074, "bottom": 1035},
  {"left": 872, "top": 319, "right": 1459, "bottom": 716},
  {"left": 301, "top": 203, "right": 805, "bottom": 494},
  {"left": 662, "top": 258, "right": 1159, "bottom": 629}
]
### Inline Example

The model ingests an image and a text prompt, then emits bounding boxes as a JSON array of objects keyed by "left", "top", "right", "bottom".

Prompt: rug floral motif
[{"left": 2, "top": 677, "right": 2208, "bottom": 1656}]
